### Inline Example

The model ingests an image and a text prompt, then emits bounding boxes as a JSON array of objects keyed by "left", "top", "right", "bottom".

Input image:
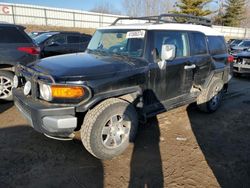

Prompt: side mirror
[{"left": 161, "top": 44, "right": 176, "bottom": 61}]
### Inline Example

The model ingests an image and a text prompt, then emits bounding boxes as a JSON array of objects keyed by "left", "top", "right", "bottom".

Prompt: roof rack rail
[{"left": 111, "top": 14, "right": 212, "bottom": 27}]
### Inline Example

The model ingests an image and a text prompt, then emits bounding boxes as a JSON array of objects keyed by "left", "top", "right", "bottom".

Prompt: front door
[
  {"left": 43, "top": 34, "right": 67, "bottom": 57},
  {"left": 145, "top": 30, "right": 194, "bottom": 106}
]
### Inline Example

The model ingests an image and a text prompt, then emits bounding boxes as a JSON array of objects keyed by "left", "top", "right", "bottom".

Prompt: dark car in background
[
  {"left": 33, "top": 31, "right": 91, "bottom": 58},
  {"left": 0, "top": 23, "right": 39, "bottom": 101}
]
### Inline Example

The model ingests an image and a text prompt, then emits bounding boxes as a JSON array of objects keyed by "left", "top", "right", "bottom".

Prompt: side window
[
  {"left": 67, "top": 35, "right": 80, "bottom": 44},
  {"left": 0, "top": 27, "right": 30, "bottom": 43},
  {"left": 154, "top": 31, "right": 190, "bottom": 58},
  {"left": 48, "top": 34, "right": 66, "bottom": 45},
  {"left": 80, "top": 35, "right": 91, "bottom": 43},
  {"left": 190, "top": 32, "right": 208, "bottom": 55},
  {"left": 207, "top": 36, "right": 227, "bottom": 55}
]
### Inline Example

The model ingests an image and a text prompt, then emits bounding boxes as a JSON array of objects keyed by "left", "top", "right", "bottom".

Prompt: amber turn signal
[{"left": 51, "top": 85, "right": 84, "bottom": 99}]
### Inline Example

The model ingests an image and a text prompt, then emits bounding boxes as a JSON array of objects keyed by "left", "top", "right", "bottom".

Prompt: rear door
[
  {"left": 0, "top": 26, "right": 37, "bottom": 66},
  {"left": 189, "top": 32, "right": 212, "bottom": 86}
]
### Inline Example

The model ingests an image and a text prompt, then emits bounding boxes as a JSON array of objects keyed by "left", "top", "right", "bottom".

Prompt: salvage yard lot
[{"left": 0, "top": 77, "right": 250, "bottom": 188}]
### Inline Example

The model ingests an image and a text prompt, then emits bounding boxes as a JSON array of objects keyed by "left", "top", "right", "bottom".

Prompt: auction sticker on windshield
[{"left": 126, "top": 30, "right": 145, "bottom": 39}]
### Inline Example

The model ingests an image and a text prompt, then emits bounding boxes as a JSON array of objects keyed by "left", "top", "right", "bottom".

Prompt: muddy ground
[{"left": 0, "top": 76, "right": 250, "bottom": 188}]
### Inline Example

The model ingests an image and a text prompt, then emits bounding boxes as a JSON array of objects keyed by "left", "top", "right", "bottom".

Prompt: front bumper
[
  {"left": 13, "top": 88, "right": 77, "bottom": 137},
  {"left": 233, "top": 63, "right": 250, "bottom": 74}
]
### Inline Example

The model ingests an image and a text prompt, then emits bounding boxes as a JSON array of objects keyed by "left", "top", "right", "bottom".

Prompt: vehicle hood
[{"left": 27, "top": 53, "right": 148, "bottom": 81}]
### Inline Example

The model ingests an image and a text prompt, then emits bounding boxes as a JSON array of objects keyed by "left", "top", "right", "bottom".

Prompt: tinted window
[
  {"left": 0, "top": 27, "right": 30, "bottom": 43},
  {"left": 191, "top": 32, "right": 208, "bottom": 55},
  {"left": 207, "top": 36, "right": 227, "bottom": 55},
  {"left": 67, "top": 35, "right": 80, "bottom": 43},
  {"left": 34, "top": 33, "right": 55, "bottom": 44},
  {"left": 80, "top": 35, "right": 91, "bottom": 43},
  {"left": 153, "top": 31, "right": 190, "bottom": 58},
  {"left": 48, "top": 34, "right": 66, "bottom": 44}
]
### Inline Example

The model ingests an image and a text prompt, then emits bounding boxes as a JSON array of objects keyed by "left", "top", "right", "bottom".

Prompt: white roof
[{"left": 99, "top": 23, "right": 223, "bottom": 36}]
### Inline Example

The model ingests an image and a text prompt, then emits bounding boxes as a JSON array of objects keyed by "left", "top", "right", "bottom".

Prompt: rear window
[
  {"left": 207, "top": 36, "right": 227, "bottom": 55},
  {"left": 0, "top": 27, "right": 30, "bottom": 43}
]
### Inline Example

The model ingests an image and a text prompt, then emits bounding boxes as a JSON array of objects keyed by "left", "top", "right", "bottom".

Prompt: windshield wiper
[{"left": 87, "top": 49, "right": 110, "bottom": 56}]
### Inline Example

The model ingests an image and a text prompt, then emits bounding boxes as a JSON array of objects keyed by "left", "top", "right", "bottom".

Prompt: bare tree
[
  {"left": 123, "top": 0, "right": 172, "bottom": 17},
  {"left": 91, "top": 0, "right": 121, "bottom": 15},
  {"left": 241, "top": 0, "right": 250, "bottom": 27}
]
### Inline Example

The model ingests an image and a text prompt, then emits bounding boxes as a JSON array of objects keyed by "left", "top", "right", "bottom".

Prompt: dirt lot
[{"left": 0, "top": 76, "right": 250, "bottom": 188}]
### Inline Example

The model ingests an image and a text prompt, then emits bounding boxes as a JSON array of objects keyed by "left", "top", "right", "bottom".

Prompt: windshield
[
  {"left": 87, "top": 29, "right": 146, "bottom": 58},
  {"left": 33, "top": 33, "right": 54, "bottom": 44}
]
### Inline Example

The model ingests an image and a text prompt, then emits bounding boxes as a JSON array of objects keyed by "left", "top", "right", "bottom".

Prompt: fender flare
[{"left": 76, "top": 86, "right": 143, "bottom": 112}]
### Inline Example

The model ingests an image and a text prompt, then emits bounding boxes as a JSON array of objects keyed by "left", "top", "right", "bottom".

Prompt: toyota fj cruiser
[{"left": 13, "top": 14, "right": 232, "bottom": 159}]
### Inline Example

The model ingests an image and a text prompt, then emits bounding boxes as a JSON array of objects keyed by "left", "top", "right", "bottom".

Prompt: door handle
[{"left": 184, "top": 64, "right": 196, "bottom": 70}]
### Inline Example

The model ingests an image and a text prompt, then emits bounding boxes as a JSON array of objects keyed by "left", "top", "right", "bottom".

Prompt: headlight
[
  {"left": 51, "top": 85, "right": 84, "bottom": 99},
  {"left": 39, "top": 84, "right": 86, "bottom": 101},
  {"left": 39, "top": 84, "right": 52, "bottom": 101}
]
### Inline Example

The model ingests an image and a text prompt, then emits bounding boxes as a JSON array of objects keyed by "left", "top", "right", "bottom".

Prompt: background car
[
  {"left": 230, "top": 39, "right": 250, "bottom": 54},
  {"left": 227, "top": 39, "right": 242, "bottom": 51},
  {"left": 33, "top": 31, "right": 92, "bottom": 58},
  {"left": 0, "top": 23, "right": 40, "bottom": 101},
  {"left": 233, "top": 49, "right": 250, "bottom": 76}
]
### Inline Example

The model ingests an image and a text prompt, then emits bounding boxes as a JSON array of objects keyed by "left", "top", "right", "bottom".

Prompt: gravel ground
[{"left": 0, "top": 76, "right": 250, "bottom": 188}]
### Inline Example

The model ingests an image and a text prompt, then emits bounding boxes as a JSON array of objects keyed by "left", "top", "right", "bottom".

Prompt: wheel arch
[{"left": 76, "top": 86, "right": 143, "bottom": 112}]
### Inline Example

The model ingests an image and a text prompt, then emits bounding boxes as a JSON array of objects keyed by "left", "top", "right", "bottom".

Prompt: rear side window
[
  {"left": 207, "top": 36, "right": 227, "bottom": 55},
  {"left": 0, "top": 27, "right": 30, "bottom": 43},
  {"left": 190, "top": 32, "right": 208, "bottom": 55},
  {"left": 67, "top": 35, "right": 80, "bottom": 44}
]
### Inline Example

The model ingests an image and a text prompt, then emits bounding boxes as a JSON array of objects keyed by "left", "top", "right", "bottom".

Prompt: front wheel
[{"left": 81, "top": 98, "right": 138, "bottom": 159}]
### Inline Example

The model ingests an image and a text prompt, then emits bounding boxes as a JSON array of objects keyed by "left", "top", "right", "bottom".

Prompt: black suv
[
  {"left": 0, "top": 23, "right": 39, "bottom": 101},
  {"left": 13, "top": 15, "right": 232, "bottom": 159},
  {"left": 33, "top": 31, "right": 92, "bottom": 58}
]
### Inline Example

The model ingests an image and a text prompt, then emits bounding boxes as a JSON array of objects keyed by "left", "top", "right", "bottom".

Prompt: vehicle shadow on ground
[
  {"left": 0, "top": 100, "right": 13, "bottom": 114},
  {"left": 0, "top": 126, "right": 104, "bottom": 188},
  {"left": 187, "top": 103, "right": 250, "bottom": 188},
  {"left": 129, "top": 117, "right": 164, "bottom": 188}
]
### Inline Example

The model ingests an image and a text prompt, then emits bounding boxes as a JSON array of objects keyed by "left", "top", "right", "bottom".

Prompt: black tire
[
  {"left": 0, "top": 70, "right": 14, "bottom": 101},
  {"left": 197, "top": 78, "right": 224, "bottom": 113},
  {"left": 81, "top": 98, "right": 138, "bottom": 159}
]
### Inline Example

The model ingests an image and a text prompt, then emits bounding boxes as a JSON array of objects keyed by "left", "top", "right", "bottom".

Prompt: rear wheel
[
  {"left": 197, "top": 78, "right": 224, "bottom": 113},
  {"left": 81, "top": 98, "right": 138, "bottom": 159},
  {"left": 0, "top": 71, "right": 14, "bottom": 101}
]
